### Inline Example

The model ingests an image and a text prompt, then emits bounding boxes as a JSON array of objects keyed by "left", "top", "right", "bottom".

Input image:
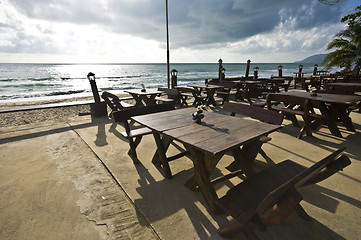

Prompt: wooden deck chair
[
  {"left": 112, "top": 102, "right": 175, "bottom": 164},
  {"left": 216, "top": 147, "right": 351, "bottom": 239},
  {"left": 223, "top": 101, "right": 284, "bottom": 169}
]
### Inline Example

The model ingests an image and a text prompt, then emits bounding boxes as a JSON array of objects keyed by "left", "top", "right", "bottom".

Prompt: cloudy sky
[{"left": 0, "top": 0, "right": 359, "bottom": 63}]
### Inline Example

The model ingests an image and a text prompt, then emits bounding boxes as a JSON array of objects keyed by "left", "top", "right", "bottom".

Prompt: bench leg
[
  {"left": 152, "top": 136, "right": 173, "bottom": 166},
  {"left": 128, "top": 136, "right": 141, "bottom": 164},
  {"left": 180, "top": 96, "right": 189, "bottom": 107},
  {"left": 152, "top": 132, "right": 172, "bottom": 179},
  {"left": 127, "top": 136, "right": 141, "bottom": 155}
]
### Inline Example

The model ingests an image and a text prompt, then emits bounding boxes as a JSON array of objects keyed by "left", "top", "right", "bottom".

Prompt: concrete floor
[{"left": 1, "top": 100, "right": 361, "bottom": 240}]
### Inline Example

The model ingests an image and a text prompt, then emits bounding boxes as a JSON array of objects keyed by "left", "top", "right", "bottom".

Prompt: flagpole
[{"left": 166, "top": 0, "right": 170, "bottom": 88}]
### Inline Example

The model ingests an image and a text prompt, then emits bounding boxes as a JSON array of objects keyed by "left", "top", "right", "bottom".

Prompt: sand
[{"left": 0, "top": 94, "right": 131, "bottom": 127}]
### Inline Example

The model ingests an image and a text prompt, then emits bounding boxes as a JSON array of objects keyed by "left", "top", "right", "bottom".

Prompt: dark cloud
[{"left": 4, "top": 0, "right": 354, "bottom": 52}]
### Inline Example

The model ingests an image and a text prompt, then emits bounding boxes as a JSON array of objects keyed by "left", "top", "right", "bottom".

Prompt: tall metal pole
[{"left": 166, "top": 0, "right": 170, "bottom": 88}]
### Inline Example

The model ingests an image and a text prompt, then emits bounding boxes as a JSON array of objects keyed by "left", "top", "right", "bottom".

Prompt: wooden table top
[
  {"left": 267, "top": 78, "right": 286, "bottom": 82},
  {"left": 276, "top": 91, "right": 361, "bottom": 105},
  {"left": 132, "top": 108, "right": 281, "bottom": 156},
  {"left": 188, "top": 84, "right": 223, "bottom": 89},
  {"left": 325, "top": 82, "right": 361, "bottom": 87},
  {"left": 124, "top": 89, "right": 163, "bottom": 95}
]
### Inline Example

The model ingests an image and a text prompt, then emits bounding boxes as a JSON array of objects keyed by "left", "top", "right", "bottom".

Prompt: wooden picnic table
[
  {"left": 276, "top": 91, "right": 361, "bottom": 137},
  {"left": 325, "top": 82, "right": 361, "bottom": 93},
  {"left": 235, "top": 80, "right": 269, "bottom": 102},
  {"left": 131, "top": 108, "right": 281, "bottom": 213},
  {"left": 188, "top": 84, "right": 222, "bottom": 106},
  {"left": 124, "top": 89, "right": 163, "bottom": 107},
  {"left": 266, "top": 78, "right": 288, "bottom": 92}
]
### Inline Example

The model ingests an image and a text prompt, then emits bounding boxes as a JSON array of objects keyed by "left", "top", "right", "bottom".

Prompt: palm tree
[{"left": 323, "top": 6, "right": 361, "bottom": 75}]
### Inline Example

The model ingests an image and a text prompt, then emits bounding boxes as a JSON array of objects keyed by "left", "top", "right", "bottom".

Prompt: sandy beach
[
  {"left": 0, "top": 97, "right": 91, "bottom": 127},
  {"left": 0, "top": 94, "right": 133, "bottom": 127}
]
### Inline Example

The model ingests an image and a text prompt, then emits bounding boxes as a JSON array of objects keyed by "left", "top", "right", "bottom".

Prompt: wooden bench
[
  {"left": 176, "top": 86, "right": 207, "bottom": 106},
  {"left": 266, "top": 93, "right": 326, "bottom": 139},
  {"left": 156, "top": 87, "right": 179, "bottom": 104},
  {"left": 216, "top": 147, "right": 351, "bottom": 239},
  {"left": 270, "top": 76, "right": 293, "bottom": 92},
  {"left": 208, "top": 82, "right": 237, "bottom": 105},
  {"left": 101, "top": 91, "right": 134, "bottom": 117},
  {"left": 223, "top": 101, "right": 283, "bottom": 166},
  {"left": 112, "top": 102, "right": 175, "bottom": 164}
]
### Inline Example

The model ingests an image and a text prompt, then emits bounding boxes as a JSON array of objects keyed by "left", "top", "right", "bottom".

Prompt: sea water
[{"left": 0, "top": 63, "right": 333, "bottom": 102}]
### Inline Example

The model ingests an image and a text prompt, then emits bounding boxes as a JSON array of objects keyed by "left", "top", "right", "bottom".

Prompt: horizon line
[{"left": 0, "top": 61, "right": 310, "bottom": 65}]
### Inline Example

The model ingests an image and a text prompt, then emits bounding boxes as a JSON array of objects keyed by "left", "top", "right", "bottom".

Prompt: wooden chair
[
  {"left": 101, "top": 91, "right": 134, "bottom": 117},
  {"left": 216, "top": 147, "right": 351, "bottom": 239},
  {"left": 266, "top": 93, "right": 326, "bottom": 139},
  {"left": 112, "top": 102, "right": 175, "bottom": 164},
  {"left": 176, "top": 86, "right": 207, "bottom": 106},
  {"left": 223, "top": 102, "right": 283, "bottom": 167}
]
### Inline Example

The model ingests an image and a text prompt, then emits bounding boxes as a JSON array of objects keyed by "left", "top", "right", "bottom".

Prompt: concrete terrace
[{"left": 1, "top": 97, "right": 361, "bottom": 240}]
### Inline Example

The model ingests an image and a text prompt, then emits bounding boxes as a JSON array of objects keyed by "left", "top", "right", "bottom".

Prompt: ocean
[{"left": 0, "top": 63, "right": 332, "bottom": 103}]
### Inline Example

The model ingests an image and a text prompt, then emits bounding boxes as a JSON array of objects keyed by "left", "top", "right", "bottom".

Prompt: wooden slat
[
  {"left": 112, "top": 102, "right": 175, "bottom": 122},
  {"left": 223, "top": 101, "right": 284, "bottom": 125},
  {"left": 276, "top": 91, "right": 361, "bottom": 105},
  {"left": 121, "top": 127, "right": 152, "bottom": 138},
  {"left": 193, "top": 123, "right": 279, "bottom": 155},
  {"left": 164, "top": 117, "right": 280, "bottom": 155}
]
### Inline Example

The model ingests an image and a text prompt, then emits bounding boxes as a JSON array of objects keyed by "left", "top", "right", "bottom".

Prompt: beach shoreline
[{"left": 0, "top": 94, "right": 127, "bottom": 127}]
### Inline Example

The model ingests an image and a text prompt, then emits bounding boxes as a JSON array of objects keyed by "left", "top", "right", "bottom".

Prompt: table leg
[
  {"left": 151, "top": 135, "right": 173, "bottom": 166},
  {"left": 228, "top": 146, "right": 257, "bottom": 177},
  {"left": 329, "top": 104, "right": 356, "bottom": 132},
  {"left": 318, "top": 103, "right": 342, "bottom": 137},
  {"left": 186, "top": 147, "right": 221, "bottom": 214},
  {"left": 131, "top": 94, "right": 145, "bottom": 107},
  {"left": 143, "top": 95, "right": 157, "bottom": 106},
  {"left": 206, "top": 89, "right": 217, "bottom": 106},
  {"left": 185, "top": 152, "right": 222, "bottom": 191},
  {"left": 193, "top": 87, "right": 201, "bottom": 95},
  {"left": 152, "top": 132, "right": 172, "bottom": 179}
]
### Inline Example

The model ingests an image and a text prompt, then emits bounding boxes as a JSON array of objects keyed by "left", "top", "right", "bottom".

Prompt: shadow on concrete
[{"left": 0, "top": 116, "right": 112, "bottom": 145}]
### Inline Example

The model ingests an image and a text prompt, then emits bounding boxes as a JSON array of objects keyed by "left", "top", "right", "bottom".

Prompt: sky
[{"left": 0, "top": 0, "right": 360, "bottom": 63}]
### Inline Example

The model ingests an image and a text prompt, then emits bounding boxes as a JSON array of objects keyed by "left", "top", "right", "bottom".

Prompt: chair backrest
[
  {"left": 223, "top": 101, "right": 283, "bottom": 125},
  {"left": 266, "top": 93, "right": 306, "bottom": 107},
  {"left": 101, "top": 91, "right": 126, "bottom": 111},
  {"left": 257, "top": 147, "right": 348, "bottom": 214},
  {"left": 266, "top": 93, "right": 324, "bottom": 109},
  {"left": 324, "top": 85, "right": 356, "bottom": 94},
  {"left": 112, "top": 102, "right": 175, "bottom": 123}
]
